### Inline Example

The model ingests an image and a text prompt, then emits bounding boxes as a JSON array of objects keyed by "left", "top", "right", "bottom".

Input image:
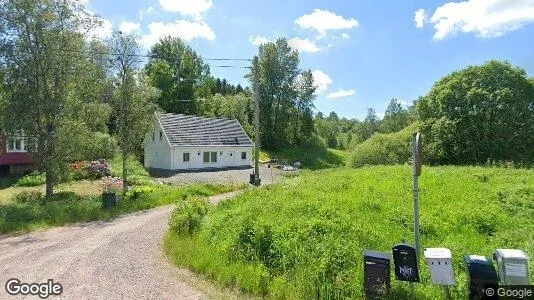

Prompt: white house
[{"left": 144, "top": 113, "right": 253, "bottom": 170}]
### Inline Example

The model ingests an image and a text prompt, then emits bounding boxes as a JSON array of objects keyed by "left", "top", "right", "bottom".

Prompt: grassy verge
[
  {"left": 0, "top": 183, "right": 243, "bottom": 234},
  {"left": 260, "top": 147, "right": 347, "bottom": 170},
  {"left": 164, "top": 165, "right": 534, "bottom": 299}
]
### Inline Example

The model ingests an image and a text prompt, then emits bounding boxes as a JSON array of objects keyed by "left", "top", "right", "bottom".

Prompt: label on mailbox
[{"left": 505, "top": 263, "right": 527, "bottom": 277}]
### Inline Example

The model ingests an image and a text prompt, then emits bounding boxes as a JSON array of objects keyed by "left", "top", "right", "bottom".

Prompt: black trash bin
[
  {"left": 364, "top": 250, "right": 391, "bottom": 297},
  {"left": 102, "top": 193, "right": 116, "bottom": 210},
  {"left": 465, "top": 255, "right": 498, "bottom": 299}
]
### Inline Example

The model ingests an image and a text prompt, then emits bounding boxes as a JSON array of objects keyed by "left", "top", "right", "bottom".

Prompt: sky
[{"left": 84, "top": 0, "right": 534, "bottom": 120}]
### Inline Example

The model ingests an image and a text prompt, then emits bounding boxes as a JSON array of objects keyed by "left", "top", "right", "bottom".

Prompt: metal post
[
  {"left": 444, "top": 286, "right": 452, "bottom": 300},
  {"left": 413, "top": 172, "right": 421, "bottom": 261},
  {"left": 413, "top": 133, "right": 421, "bottom": 262},
  {"left": 252, "top": 57, "right": 261, "bottom": 186}
]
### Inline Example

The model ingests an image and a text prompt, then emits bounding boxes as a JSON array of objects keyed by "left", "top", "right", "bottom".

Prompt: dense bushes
[
  {"left": 164, "top": 166, "right": 534, "bottom": 299},
  {"left": 349, "top": 123, "right": 418, "bottom": 167},
  {"left": 168, "top": 196, "right": 209, "bottom": 235}
]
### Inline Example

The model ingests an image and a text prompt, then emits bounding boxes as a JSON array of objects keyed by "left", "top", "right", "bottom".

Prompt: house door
[{"left": 228, "top": 151, "right": 236, "bottom": 167}]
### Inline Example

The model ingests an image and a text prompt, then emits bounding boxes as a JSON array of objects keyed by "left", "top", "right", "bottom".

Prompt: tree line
[{"left": 1, "top": 0, "right": 533, "bottom": 199}]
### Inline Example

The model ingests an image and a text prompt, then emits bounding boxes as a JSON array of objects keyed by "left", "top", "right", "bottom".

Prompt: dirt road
[{"left": 0, "top": 192, "right": 245, "bottom": 300}]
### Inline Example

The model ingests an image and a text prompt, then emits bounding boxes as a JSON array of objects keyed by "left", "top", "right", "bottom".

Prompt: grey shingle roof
[{"left": 158, "top": 114, "right": 253, "bottom": 147}]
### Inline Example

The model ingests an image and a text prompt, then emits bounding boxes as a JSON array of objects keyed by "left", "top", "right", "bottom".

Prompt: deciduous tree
[{"left": 417, "top": 60, "right": 534, "bottom": 165}]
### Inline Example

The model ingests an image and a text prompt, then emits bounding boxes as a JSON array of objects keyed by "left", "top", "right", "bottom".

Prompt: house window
[
  {"left": 211, "top": 152, "right": 217, "bottom": 163},
  {"left": 203, "top": 151, "right": 217, "bottom": 163},
  {"left": 159, "top": 131, "right": 163, "bottom": 141},
  {"left": 6, "top": 138, "right": 25, "bottom": 152},
  {"left": 183, "top": 153, "right": 190, "bottom": 162},
  {"left": 15, "top": 139, "right": 22, "bottom": 150},
  {"left": 241, "top": 152, "right": 247, "bottom": 159},
  {"left": 152, "top": 132, "right": 155, "bottom": 142}
]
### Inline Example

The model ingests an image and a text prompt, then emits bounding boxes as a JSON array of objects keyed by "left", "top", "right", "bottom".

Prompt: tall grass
[{"left": 164, "top": 165, "right": 534, "bottom": 299}]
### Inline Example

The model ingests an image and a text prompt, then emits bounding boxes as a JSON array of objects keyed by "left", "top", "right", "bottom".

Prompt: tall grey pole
[
  {"left": 252, "top": 57, "right": 261, "bottom": 186},
  {"left": 412, "top": 132, "right": 422, "bottom": 300},
  {"left": 413, "top": 132, "right": 422, "bottom": 262}
]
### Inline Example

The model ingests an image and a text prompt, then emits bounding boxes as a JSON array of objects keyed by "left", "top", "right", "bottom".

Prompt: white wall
[
  {"left": 144, "top": 119, "right": 172, "bottom": 170},
  {"left": 172, "top": 146, "right": 252, "bottom": 170}
]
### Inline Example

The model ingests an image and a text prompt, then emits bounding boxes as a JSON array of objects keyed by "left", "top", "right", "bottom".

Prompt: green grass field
[
  {"left": 164, "top": 165, "right": 534, "bottom": 299},
  {"left": 260, "top": 147, "right": 347, "bottom": 170}
]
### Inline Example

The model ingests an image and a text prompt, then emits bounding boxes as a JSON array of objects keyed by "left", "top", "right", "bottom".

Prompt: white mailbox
[
  {"left": 424, "top": 248, "right": 455, "bottom": 285},
  {"left": 494, "top": 249, "right": 529, "bottom": 285}
]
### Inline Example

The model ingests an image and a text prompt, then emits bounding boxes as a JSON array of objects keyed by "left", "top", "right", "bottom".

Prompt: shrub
[
  {"left": 127, "top": 174, "right": 153, "bottom": 186},
  {"left": 349, "top": 123, "right": 418, "bottom": 168},
  {"left": 69, "top": 161, "right": 91, "bottom": 180},
  {"left": 99, "top": 176, "right": 123, "bottom": 194},
  {"left": 126, "top": 185, "right": 158, "bottom": 200},
  {"left": 12, "top": 191, "right": 44, "bottom": 204},
  {"left": 168, "top": 197, "right": 209, "bottom": 235},
  {"left": 14, "top": 172, "right": 46, "bottom": 187},
  {"left": 87, "top": 160, "right": 111, "bottom": 179}
]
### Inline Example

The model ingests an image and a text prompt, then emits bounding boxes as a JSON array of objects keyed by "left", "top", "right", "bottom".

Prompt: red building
[{"left": 0, "top": 136, "right": 34, "bottom": 176}]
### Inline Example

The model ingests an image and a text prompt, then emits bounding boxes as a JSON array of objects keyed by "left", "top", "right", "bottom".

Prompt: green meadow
[{"left": 165, "top": 165, "right": 534, "bottom": 299}]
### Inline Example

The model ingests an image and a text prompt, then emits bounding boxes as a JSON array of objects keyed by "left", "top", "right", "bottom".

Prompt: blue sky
[{"left": 85, "top": 0, "right": 534, "bottom": 120}]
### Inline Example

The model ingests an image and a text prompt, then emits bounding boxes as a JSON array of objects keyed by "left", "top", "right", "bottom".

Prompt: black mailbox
[
  {"left": 364, "top": 250, "right": 391, "bottom": 296},
  {"left": 392, "top": 243, "right": 420, "bottom": 282},
  {"left": 465, "top": 255, "right": 498, "bottom": 299}
]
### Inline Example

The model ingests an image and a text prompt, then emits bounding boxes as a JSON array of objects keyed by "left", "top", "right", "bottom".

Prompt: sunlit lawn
[{"left": 0, "top": 180, "right": 100, "bottom": 204}]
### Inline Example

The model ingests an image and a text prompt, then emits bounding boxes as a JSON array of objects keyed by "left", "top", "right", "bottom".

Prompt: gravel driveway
[
  {"left": 152, "top": 165, "right": 283, "bottom": 186},
  {"left": 0, "top": 192, "right": 248, "bottom": 300}
]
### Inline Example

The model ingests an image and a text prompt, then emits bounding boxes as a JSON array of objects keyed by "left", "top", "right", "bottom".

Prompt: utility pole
[
  {"left": 252, "top": 56, "right": 261, "bottom": 186},
  {"left": 412, "top": 132, "right": 422, "bottom": 261}
]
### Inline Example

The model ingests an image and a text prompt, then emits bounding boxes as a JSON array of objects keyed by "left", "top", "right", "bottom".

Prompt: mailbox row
[{"left": 364, "top": 243, "right": 530, "bottom": 297}]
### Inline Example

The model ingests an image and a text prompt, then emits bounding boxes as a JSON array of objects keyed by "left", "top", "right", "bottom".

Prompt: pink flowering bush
[
  {"left": 87, "top": 160, "right": 111, "bottom": 179},
  {"left": 99, "top": 176, "right": 123, "bottom": 194}
]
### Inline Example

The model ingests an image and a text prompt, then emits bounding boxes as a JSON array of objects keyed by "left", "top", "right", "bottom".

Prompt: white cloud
[
  {"left": 414, "top": 9, "right": 427, "bottom": 28},
  {"left": 158, "top": 0, "right": 213, "bottom": 20},
  {"left": 119, "top": 21, "right": 140, "bottom": 34},
  {"left": 327, "top": 89, "right": 356, "bottom": 99},
  {"left": 295, "top": 9, "right": 359, "bottom": 36},
  {"left": 288, "top": 37, "right": 321, "bottom": 53},
  {"left": 311, "top": 70, "right": 332, "bottom": 93},
  {"left": 139, "top": 6, "right": 156, "bottom": 20},
  {"left": 141, "top": 20, "right": 215, "bottom": 48},
  {"left": 341, "top": 33, "right": 350, "bottom": 39},
  {"left": 426, "top": 0, "right": 534, "bottom": 40},
  {"left": 249, "top": 35, "right": 270, "bottom": 46}
]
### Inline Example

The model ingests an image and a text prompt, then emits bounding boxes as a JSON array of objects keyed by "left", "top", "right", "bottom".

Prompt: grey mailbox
[
  {"left": 363, "top": 250, "right": 391, "bottom": 296},
  {"left": 493, "top": 249, "right": 530, "bottom": 285},
  {"left": 424, "top": 248, "right": 455, "bottom": 286}
]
